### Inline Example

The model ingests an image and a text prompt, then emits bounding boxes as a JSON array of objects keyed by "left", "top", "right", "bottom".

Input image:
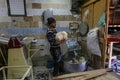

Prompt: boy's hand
[
  {"left": 61, "top": 38, "right": 67, "bottom": 44},
  {"left": 56, "top": 38, "right": 67, "bottom": 44},
  {"left": 56, "top": 39, "right": 61, "bottom": 44}
]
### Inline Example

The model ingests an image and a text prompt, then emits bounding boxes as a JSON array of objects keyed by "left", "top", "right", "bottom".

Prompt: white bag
[{"left": 87, "top": 28, "right": 101, "bottom": 57}]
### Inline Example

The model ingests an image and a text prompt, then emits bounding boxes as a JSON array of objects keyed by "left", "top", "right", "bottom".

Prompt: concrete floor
[
  {"left": 33, "top": 66, "right": 52, "bottom": 80},
  {"left": 32, "top": 55, "right": 52, "bottom": 80}
]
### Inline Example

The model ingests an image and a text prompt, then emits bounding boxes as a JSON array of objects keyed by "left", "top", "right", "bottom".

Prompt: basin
[{"left": 64, "top": 60, "right": 87, "bottom": 73}]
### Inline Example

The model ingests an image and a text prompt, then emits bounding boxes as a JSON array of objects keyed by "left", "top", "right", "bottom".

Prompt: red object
[
  {"left": 107, "top": 38, "right": 120, "bottom": 43},
  {"left": 8, "top": 37, "right": 21, "bottom": 49}
]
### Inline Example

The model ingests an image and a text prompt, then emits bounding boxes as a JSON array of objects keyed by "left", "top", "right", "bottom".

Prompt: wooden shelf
[
  {"left": 113, "top": 46, "right": 120, "bottom": 52},
  {"left": 107, "top": 38, "right": 120, "bottom": 43},
  {"left": 109, "top": 6, "right": 115, "bottom": 9}
]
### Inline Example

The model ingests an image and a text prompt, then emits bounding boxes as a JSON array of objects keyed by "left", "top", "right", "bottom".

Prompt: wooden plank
[
  {"left": 104, "top": 73, "right": 120, "bottom": 80},
  {"left": 106, "top": 0, "right": 110, "bottom": 34},
  {"left": 95, "top": 76, "right": 109, "bottom": 80},
  {"left": 89, "top": 4, "right": 94, "bottom": 29},
  {"left": 0, "top": 48, "right": 7, "bottom": 65},
  {"left": 81, "top": 6, "right": 89, "bottom": 22},
  {"left": 4, "top": 66, "right": 30, "bottom": 68},
  {"left": 90, "top": 72, "right": 120, "bottom": 80},
  {"left": 0, "top": 67, "right": 4, "bottom": 71},
  {"left": 3, "top": 69, "right": 6, "bottom": 80},
  {"left": 73, "top": 69, "right": 106, "bottom": 80},
  {"left": 21, "top": 66, "right": 32, "bottom": 80},
  {"left": 53, "top": 69, "right": 106, "bottom": 80}
]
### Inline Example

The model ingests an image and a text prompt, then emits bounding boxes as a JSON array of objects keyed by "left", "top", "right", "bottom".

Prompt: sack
[
  {"left": 87, "top": 28, "right": 101, "bottom": 57},
  {"left": 8, "top": 37, "right": 21, "bottom": 48}
]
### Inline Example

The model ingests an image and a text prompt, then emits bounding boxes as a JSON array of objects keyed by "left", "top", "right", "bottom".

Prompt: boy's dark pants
[{"left": 50, "top": 47, "right": 64, "bottom": 76}]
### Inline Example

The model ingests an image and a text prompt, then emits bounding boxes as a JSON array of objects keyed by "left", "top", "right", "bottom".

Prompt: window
[{"left": 7, "top": 0, "right": 27, "bottom": 16}]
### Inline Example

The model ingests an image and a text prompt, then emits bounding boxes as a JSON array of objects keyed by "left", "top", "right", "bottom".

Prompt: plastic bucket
[{"left": 46, "top": 60, "right": 54, "bottom": 68}]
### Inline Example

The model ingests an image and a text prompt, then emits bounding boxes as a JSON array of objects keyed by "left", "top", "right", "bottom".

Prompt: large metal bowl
[{"left": 64, "top": 60, "right": 87, "bottom": 73}]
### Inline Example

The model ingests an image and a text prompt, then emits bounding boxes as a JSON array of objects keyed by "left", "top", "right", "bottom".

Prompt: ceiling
[{"left": 71, "top": 0, "right": 90, "bottom": 14}]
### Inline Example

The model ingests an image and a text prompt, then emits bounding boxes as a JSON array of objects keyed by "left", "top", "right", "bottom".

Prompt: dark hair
[{"left": 47, "top": 17, "right": 56, "bottom": 25}]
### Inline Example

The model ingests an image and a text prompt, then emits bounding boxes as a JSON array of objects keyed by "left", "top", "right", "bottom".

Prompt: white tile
[
  {"left": 27, "top": 9, "right": 44, "bottom": 16},
  {"left": 0, "top": 2, "right": 7, "bottom": 8},
  {"left": 26, "top": 3, "right": 32, "bottom": 8},
  {"left": 0, "top": 8, "right": 8, "bottom": 16},
  {"left": 56, "top": 21, "right": 73, "bottom": 27},
  {"left": 11, "top": 17, "right": 24, "bottom": 22},
  {"left": 38, "top": 22, "right": 43, "bottom": 28},
  {"left": 27, "top": 0, "right": 71, "bottom": 4},
  {"left": 0, "top": 16, "right": 11, "bottom": 22},
  {"left": 0, "top": 0, "right": 7, "bottom": 4},
  {"left": 53, "top": 9, "right": 72, "bottom": 15},
  {"left": 41, "top": 3, "right": 71, "bottom": 9},
  {"left": 27, "top": 9, "right": 72, "bottom": 16}
]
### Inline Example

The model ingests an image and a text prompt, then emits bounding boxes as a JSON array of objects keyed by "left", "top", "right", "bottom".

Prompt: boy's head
[{"left": 47, "top": 17, "right": 56, "bottom": 28}]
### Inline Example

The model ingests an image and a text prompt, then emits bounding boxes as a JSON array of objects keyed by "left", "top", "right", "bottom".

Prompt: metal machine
[
  {"left": 64, "top": 20, "right": 90, "bottom": 73},
  {"left": 67, "top": 22, "right": 80, "bottom": 54},
  {"left": 63, "top": 22, "right": 87, "bottom": 73}
]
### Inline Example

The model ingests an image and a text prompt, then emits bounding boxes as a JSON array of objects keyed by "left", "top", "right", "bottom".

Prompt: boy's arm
[{"left": 47, "top": 31, "right": 60, "bottom": 46}]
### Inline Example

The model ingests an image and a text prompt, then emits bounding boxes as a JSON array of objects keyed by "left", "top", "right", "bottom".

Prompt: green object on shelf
[{"left": 98, "top": 12, "right": 106, "bottom": 26}]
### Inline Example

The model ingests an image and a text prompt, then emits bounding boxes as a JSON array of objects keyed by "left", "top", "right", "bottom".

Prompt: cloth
[
  {"left": 111, "top": 59, "right": 120, "bottom": 75},
  {"left": 87, "top": 28, "right": 101, "bottom": 57},
  {"left": 43, "top": 9, "right": 53, "bottom": 24}
]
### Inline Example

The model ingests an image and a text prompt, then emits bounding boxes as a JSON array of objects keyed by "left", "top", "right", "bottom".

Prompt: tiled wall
[{"left": 0, "top": 0, "right": 81, "bottom": 40}]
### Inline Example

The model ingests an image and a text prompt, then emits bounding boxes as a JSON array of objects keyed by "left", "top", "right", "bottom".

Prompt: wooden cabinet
[
  {"left": 81, "top": 0, "right": 107, "bottom": 68},
  {"left": 80, "top": 0, "right": 120, "bottom": 68}
]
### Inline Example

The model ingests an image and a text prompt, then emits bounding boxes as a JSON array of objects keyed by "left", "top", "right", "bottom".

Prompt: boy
[{"left": 46, "top": 17, "right": 65, "bottom": 76}]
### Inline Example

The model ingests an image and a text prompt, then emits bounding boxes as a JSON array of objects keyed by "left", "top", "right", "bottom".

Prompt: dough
[{"left": 55, "top": 31, "right": 68, "bottom": 41}]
